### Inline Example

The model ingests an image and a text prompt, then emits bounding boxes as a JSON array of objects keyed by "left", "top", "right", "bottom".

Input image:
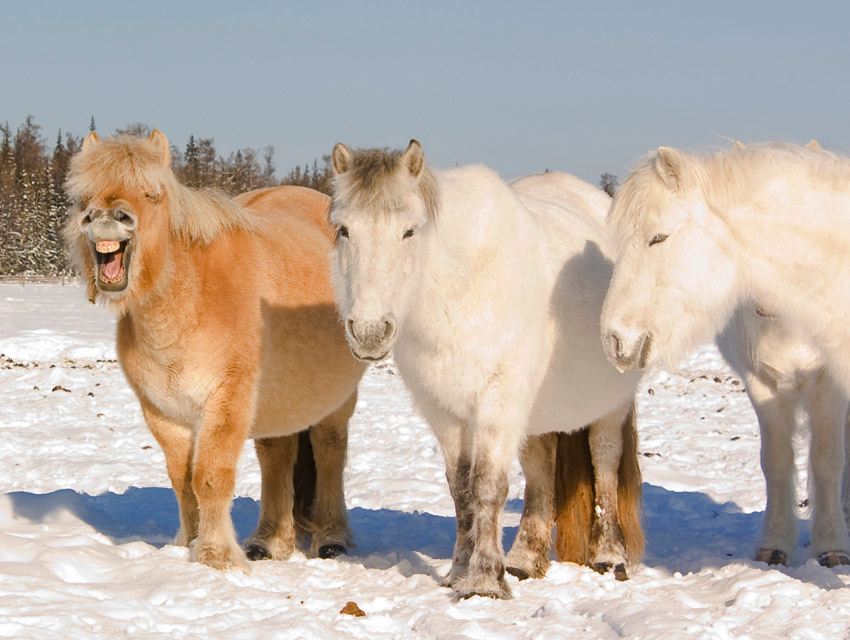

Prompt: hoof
[
  {"left": 244, "top": 543, "right": 272, "bottom": 561},
  {"left": 191, "top": 541, "right": 250, "bottom": 573},
  {"left": 755, "top": 548, "right": 787, "bottom": 566},
  {"left": 318, "top": 543, "right": 346, "bottom": 559},
  {"left": 506, "top": 566, "right": 530, "bottom": 581},
  {"left": 818, "top": 551, "right": 850, "bottom": 568},
  {"left": 455, "top": 572, "right": 512, "bottom": 600},
  {"left": 592, "top": 562, "right": 629, "bottom": 581},
  {"left": 457, "top": 583, "right": 512, "bottom": 600}
]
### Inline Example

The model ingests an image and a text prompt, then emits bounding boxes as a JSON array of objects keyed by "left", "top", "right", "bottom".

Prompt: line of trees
[{"left": 0, "top": 116, "right": 333, "bottom": 276}]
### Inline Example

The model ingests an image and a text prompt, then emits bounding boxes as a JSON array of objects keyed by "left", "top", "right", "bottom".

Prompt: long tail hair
[
  {"left": 554, "top": 403, "right": 644, "bottom": 564},
  {"left": 292, "top": 429, "right": 317, "bottom": 530}
]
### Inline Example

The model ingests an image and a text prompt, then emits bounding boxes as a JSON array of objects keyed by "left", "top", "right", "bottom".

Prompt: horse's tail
[
  {"left": 553, "top": 428, "right": 595, "bottom": 564},
  {"left": 292, "top": 428, "right": 317, "bottom": 532},
  {"left": 618, "top": 402, "right": 645, "bottom": 564},
  {"left": 553, "top": 402, "right": 644, "bottom": 565}
]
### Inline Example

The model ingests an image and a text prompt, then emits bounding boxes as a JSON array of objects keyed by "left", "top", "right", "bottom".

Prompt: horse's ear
[
  {"left": 654, "top": 146, "right": 685, "bottom": 191},
  {"left": 401, "top": 139, "right": 425, "bottom": 179},
  {"left": 82, "top": 131, "right": 101, "bottom": 152},
  {"left": 731, "top": 141, "right": 745, "bottom": 151},
  {"left": 332, "top": 143, "right": 352, "bottom": 175},
  {"left": 148, "top": 130, "right": 171, "bottom": 167},
  {"left": 805, "top": 139, "right": 821, "bottom": 150}
]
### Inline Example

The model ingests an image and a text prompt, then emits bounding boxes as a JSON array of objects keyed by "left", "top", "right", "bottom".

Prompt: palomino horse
[
  {"left": 64, "top": 131, "right": 365, "bottom": 572},
  {"left": 329, "top": 140, "right": 644, "bottom": 599},
  {"left": 601, "top": 141, "right": 850, "bottom": 566}
]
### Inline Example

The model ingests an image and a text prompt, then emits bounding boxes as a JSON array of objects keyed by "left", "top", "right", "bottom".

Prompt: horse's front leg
[
  {"left": 139, "top": 397, "right": 198, "bottom": 547},
  {"left": 456, "top": 402, "right": 523, "bottom": 600},
  {"left": 191, "top": 378, "right": 252, "bottom": 572},
  {"left": 506, "top": 433, "right": 556, "bottom": 580},
  {"left": 804, "top": 376, "right": 850, "bottom": 567},
  {"left": 243, "top": 434, "right": 298, "bottom": 561},
  {"left": 413, "top": 398, "right": 473, "bottom": 588},
  {"left": 588, "top": 407, "right": 628, "bottom": 580},
  {"left": 746, "top": 372, "right": 797, "bottom": 566}
]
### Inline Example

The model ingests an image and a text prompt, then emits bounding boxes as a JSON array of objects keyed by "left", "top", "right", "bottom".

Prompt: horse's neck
[
  {"left": 729, "top": 175, "right": 850, "bottom": 382},
  {"left": 126, "top": 241, "right": 201, "bottom": 351}
]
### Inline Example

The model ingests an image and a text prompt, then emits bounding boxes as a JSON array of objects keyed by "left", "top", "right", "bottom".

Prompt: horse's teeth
[{"left": 96, "top": 241, "right": 120, "bottom": 253}]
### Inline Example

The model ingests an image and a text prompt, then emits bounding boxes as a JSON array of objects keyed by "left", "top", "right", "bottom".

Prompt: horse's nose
[
  {"left": 345, "top": 315, "right": 397, "bottom": 360},
  {"left": 605, "top": 330, "right": 624, "bottom": 361},
  {"left": 603, "top": 328, "right": 650, "bottom": 372}
]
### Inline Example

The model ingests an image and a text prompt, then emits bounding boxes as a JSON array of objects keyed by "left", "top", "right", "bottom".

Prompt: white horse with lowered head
[
  {"left": 329, "top": 140, "right": 644, "bottom": 599},
  {"left": 601, "top": 141, "right": 850, "bottom": 566}
]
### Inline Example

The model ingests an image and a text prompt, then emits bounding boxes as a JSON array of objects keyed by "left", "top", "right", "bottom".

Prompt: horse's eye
[
  {"left": 403, "top": 228, "right": 415, "bottom": 239},
  {"left": 338, "top": 225, "right": 349, "bottom": 239},
  {"left": 648, "top": 233, "right": 668, "bottom": 247}
]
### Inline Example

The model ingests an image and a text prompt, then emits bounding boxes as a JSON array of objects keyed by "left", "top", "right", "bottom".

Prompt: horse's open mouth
[{"left": 93, "top": 239, "right": 132, "bottom": 292}]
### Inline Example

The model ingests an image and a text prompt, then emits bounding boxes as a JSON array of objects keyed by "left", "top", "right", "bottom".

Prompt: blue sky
[{"left": 4, "top": 1, "right": 849, "bottom": 185}]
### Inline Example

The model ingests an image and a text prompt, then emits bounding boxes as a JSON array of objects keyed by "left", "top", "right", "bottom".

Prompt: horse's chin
[{"left": 350, "top": 349, "right": 391, "bottom": 363}]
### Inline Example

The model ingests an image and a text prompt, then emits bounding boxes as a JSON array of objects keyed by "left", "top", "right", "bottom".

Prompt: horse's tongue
[{"left": 102, "top": 253, "right": 122, "bottom": 280}]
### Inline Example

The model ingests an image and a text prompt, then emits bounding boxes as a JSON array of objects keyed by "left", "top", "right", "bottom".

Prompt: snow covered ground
[{"left": 0, "top": 282, "right": 848, "bottom": 639}]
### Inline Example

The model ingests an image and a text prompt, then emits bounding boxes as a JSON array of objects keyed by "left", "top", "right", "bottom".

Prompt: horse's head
[
  {"left": 65, "top": 130, "right": 175, "bottom": 308},
  {"left": 601, "top": 146, "right": 740, "bottom": 372},
  {"left": 329, "top": 140, "right": 438, "bottom": 361}
]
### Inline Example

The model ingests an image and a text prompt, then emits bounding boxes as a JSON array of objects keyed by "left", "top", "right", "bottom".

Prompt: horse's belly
[{"left": 526, "top": 347, "right": 642, "bottom": 436}]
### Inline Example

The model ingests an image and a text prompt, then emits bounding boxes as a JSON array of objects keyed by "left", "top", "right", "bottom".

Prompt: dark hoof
[
  {"left": 613, "top": 563, "right": 629, "bottom": 581},
  {"left": 318, "top": 543, "right": 346, "bottom": 559},
  {"left": 755, "top": 548, "right": 787, "bottom": 566},
  {"left": 818, "top": 551, "right": 850, "bottom": 568},
  {"left": 505, "top": 566, "right": 530, "bottom": 581},
  {"left": 244, "top": 543, "right": 272, "bottom": 561},
  {"left": 592, "top": 562, "right": 629, "bottom": 581}
]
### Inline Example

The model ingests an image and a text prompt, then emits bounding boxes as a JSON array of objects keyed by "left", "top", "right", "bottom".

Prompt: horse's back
[
  {"left": 508, "top": 172, "right": 639, "bottom": 433},
  {"left": 510, "top": 172, "right": 611, "bottom": 222},
  {"left": 235, "top": 185, "right": 334, "bottom": 242}
]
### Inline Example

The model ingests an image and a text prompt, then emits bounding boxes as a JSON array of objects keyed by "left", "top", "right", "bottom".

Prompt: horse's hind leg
[
  {"left": 506, "top": 433, "right": 556, "bottom": 580},
  {"left": 587, "top": 403, "right": 631, "bottom": 580},
  {"left": 140, "top": 398, "right": 198, "bottom": 547},
  {"left": 804, "top": 374, "right": 850, "bottom": 567},
  {"left": 243, "top": 434, "right": 298, "bottom": 561},
  {"left": 747, "top": 373, "right": 798, "bottom": 565},
  {"left": 308, "top": 390, "right": 356, "bottom": 558}
]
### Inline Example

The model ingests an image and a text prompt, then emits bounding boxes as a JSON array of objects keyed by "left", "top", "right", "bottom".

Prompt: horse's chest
[
  {"left": 394, "top": 335, "right": 494, "bottom": 419},
  {"left": 119, "top": 337, "right": 211, "bottom": 426}
]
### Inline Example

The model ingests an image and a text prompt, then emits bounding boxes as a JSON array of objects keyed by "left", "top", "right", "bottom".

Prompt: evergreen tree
[{"left": 599, "top": 172, "right": 619, "bottom": 197}]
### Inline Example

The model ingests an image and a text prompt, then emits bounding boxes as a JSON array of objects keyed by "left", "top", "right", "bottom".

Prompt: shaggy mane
[
  {"left": 608, "top": 141, "right": 850, "bottom": 251},
  {"left": 331, "top": 147, "right": 440, "bottom": 221},
  {"left": 65, "top": 134, "right": 259, "bottom": 245}
]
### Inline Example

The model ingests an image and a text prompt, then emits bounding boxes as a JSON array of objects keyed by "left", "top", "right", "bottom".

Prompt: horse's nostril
[
  {"left": 608, "top": 332, "right": 622, "bottom": 358},
  {"left": 382, "top": 320, "right": 394, "bottom": 340},
  {"left": 347, "top": 319, "right": 358, "bottom": 341}
]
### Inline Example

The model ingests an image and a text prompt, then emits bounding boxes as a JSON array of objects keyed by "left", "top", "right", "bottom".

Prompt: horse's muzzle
[
  {"left": 345, "top": 316, "right": 396, "bottom": 362},
  {"left": 604, "top": 330, "right": 652, "bottom": 372}
]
